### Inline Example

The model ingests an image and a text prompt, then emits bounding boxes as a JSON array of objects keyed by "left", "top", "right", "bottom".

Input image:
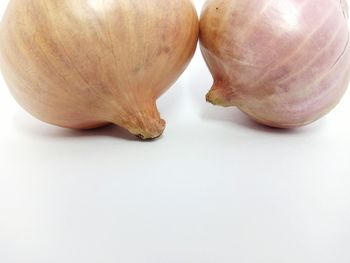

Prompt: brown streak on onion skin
[
  {"left": 0, "top": 0, "right": 199, "bottom": 139},
  {"left": 200, "top": 0, "right": 350, "bottom": 128}
]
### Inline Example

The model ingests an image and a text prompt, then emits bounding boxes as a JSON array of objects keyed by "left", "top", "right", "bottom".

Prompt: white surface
[{"left": 1, "top": 1, "right": 350, "bottom": 262}]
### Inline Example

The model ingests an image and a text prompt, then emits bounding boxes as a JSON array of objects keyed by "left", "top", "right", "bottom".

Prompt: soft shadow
[
  {"left": 49, "top": 125, "right": 139, "bottom": 141},
  {"left": 157, "top": 79, "right": 185, "bottom": 119},
  {"left": 187, "top": 47, "right": 213, "bottom": 111},
  {"left": 12, "top": 112, "right": 152, "bottom": 142}
]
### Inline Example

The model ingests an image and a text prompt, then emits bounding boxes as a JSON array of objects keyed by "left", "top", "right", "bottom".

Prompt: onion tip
[
  {"left": 206, "top": 83, "right": 237, "bottom": 107},
  {"left": 119, "top": 102, "right": 166, "bottom": 140}
]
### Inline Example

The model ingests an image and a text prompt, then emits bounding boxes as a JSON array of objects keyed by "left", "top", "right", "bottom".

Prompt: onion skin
[
  {"left": 0, "top": 0, "right": 198, "bottom": 139},
  {"left": 200, "top": 0, "right": 350, "bottom": 128}
]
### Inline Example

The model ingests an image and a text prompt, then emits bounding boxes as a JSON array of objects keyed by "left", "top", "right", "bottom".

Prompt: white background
[{"left": 1, "top": 1, "right": 350, "bottom": 262}]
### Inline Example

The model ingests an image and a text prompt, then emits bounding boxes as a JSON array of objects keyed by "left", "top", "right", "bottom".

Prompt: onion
[
  {"left": 200, "top": 0, "right": 350, "bottom": 128},
  {"left": 0, "top": 0, "right": 198, "bottom": 139}
]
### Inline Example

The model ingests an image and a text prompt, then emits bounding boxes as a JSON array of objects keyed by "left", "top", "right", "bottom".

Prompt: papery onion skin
[
  {"left": 0, "top": 0, "right": 198, "bottom": 139},
  {"left": 200, "top": 0, "right": 350, "bottom": 128}
]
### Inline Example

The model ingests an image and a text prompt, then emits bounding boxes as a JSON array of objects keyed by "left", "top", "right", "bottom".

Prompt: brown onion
[
  {"left": 0, "top": 0, "right": 198, "bottom": 139},
  {"left": 200, "top": 0, "right": 350, "bottom": 128}
]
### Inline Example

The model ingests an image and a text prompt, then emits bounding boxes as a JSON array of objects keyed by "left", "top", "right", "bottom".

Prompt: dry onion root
[
  {"left": 200, "top": 0, "right": 350, "bottom": 128},
  {"left": 0, "top": 0, "right": 198, "bottom": 139}
]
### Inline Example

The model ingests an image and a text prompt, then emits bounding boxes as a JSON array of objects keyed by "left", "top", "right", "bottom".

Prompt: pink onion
[{"left": 200, "top": 0, "right": 350, "bottom": 128}]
